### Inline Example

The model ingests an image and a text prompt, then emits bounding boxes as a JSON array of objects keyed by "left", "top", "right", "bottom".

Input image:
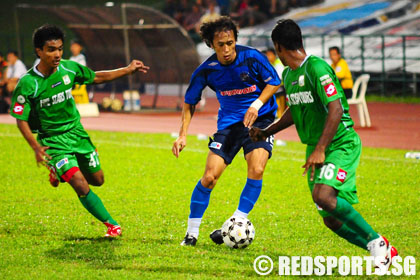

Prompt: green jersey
[
  {"left": 10, "top": 59, "right": 95, "bottom": 136},
  {"left": 282, "top": 55, "right": 354, "bottom": 146}
]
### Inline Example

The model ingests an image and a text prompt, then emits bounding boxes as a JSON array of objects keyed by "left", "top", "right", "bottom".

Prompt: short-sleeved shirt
[
  {"left": 331, "top": 58, "right": 353, "bottom": 90},
  {"left": 6, "top": 59, "right": 27, "bottom": 79},
  {"left": 185, "top": 45, "right": 281, "bottom": 130},
  {"left": 10, "top": 59, "right": 95, "bottom": 136},
  {"left": 282, "top": 55, "right": 354, "bottom": 147}
]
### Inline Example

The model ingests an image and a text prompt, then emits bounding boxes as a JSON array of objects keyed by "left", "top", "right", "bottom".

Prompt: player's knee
[
  {"left": 201, "top": 172, "right": 218, "bottom": 188},
  {"left": 92, "top": 175, "right": 104, "bottom": 186},
  {"left": 248, "top": 165, "right": 265, "bottom": 179},
  {"left": 70, "top": 177, "right": 90, "bottom": 196},
  {"left": 312, "top": 192, "right": 335, "bottom": 212}
]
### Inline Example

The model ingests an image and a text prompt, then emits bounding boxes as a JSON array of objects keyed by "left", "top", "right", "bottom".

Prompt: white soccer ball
[{"left": 221, "top": 216, "right": 255, "bottom": 249}]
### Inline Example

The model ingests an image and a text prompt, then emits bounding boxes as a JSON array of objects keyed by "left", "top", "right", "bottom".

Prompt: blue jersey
[{"left": 185, "top": 45, "right": 281, "bottom": 130}]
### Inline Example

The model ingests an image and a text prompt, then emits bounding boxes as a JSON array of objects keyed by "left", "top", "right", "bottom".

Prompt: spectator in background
[
  {"left": 264, "top": 48, "right": 286, "bottom": 118},
  {"left": 0, "top": 50, "right": 27, "bottom": 97},
  {"left": 196, "top": 0, "right": 221, "bottom": 32},
  {"left": 183, "top": 4, "right": 203, "bottom": 42},
  {"left": 69, "top": 39, "right": 89, "bottom": 103},
  {"left": 217, "top": 0, "right": 230, "bottom": 15},
  {"left": 69, "top": 39, "right": 86, "bottom": 66},
  {"left": 0, "top": 52, "right": 9, "bottom": 113},
  {"left": 329, "top": 46, "right": 353, "bottom": 99},
  {"left": 0, "top": 52, "right": 7, "bottom": 81},
  {"left": 230, "top": 0, "right": 266, "bottom": 27}
]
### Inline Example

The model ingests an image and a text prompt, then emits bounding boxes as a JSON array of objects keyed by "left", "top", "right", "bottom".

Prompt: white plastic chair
[{"left": 347, "top": 74, "right": 371, "bottom": 127}]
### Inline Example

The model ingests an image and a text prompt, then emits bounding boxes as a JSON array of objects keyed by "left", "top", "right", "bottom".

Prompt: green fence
[{"left": 241, "top": 34, "right": 420, "bottom": 96}]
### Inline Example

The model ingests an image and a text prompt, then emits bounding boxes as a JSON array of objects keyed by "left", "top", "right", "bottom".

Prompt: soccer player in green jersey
[
  {"left": 250, "top": 19, "right": 397, "bottom": 273},
  {"left": 10, "top": 24, "right": 149, "bottom": 237}
]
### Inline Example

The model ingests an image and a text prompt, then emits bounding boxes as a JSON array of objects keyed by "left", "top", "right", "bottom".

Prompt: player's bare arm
[
  {"left": 302, "top": 99, "right": 343, "bottom": 180},
  {"left": 249, "top": 108, "right": 294, "bottom": 142},
  {"left": 243, "top": 84, "right": 280, "bottom": 128},
  {"left": 93, "top": 60, "right": 150, "bottom": 84},
  {"left": 172, "top": 103, "right": 196, "bottom": 158},
  {"left": 16, "top": 119, "right": 51, "bottom": 166}
]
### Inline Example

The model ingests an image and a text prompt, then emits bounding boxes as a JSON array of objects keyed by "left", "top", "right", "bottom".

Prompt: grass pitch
[{"left": 0, "top": 123, "right": 418, "bottom": 279}]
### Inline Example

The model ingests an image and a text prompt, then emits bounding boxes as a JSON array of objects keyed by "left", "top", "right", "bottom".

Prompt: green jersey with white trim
[
  {"left": 282, "top": 55, "right": 354, "bottom": 146},
  {"left": 10, "top": 59, "right": 95, "bottom": 136}
]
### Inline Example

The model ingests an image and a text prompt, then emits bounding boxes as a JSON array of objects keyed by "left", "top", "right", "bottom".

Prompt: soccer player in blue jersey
[{"left": 172, "top": 16, "right": 281, "bottom": 246}]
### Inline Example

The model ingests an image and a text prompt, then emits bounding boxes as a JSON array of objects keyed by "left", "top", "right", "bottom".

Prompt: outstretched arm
[
  {"left": 243, "top": 84, "right": 280, "bottom": 128},
  {"left": 302, "top": 99, "right": 343, "bottom": 180},
  {"left": 16, "top": 119, "right": 51, "bottom": 166},
  {"left": 93, "top": 60, "right": 149, "bottom": 84},
  {"left": 172, "top": 103, "right": 196, "bottom": 158},
  {"left": 249, "top": 107, "right": 294, "bottom": 141}
]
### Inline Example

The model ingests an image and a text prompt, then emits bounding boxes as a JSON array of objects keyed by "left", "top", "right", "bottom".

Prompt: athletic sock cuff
[
  {"left": 246, "top": 178, "right": 262, "bottom": 188},
  {"left": 197, "top": 180, "right": 212, "bottom": 193}
]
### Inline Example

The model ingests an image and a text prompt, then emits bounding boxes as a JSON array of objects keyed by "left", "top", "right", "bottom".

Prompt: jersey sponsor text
[
  {"left": 220, "top": 85, "right": 257, "bottom": 96},
  {"left": 287, "top": 91, "right": 314, "bottom": 105}
]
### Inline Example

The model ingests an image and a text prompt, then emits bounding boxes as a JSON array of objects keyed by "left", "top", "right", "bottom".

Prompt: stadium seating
[{"left": 348, "top": 74, "right": 371, "bottom": 127}]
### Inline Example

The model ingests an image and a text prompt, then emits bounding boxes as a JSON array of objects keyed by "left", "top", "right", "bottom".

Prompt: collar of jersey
[
  {"left": 33, "top": 63, "right": 60, "bottom": 78},
  {"left": 299, "top": 55, "right": 310, "bottom": 68}
]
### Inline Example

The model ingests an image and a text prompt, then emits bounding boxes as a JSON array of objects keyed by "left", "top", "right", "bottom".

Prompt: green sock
[
  {"left": 79, "top": 190, "right": 118, "bottom": 226},
  {"left": 331, "top": 196, "right": 379, "bottom": 242},
  {"left": 334, "top": 223, "right": 368, "bottom": 250}
]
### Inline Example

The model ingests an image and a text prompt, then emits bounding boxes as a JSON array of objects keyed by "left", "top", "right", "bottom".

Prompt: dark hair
[
  {"left": 7, "top": 50, "right": 18, "bottom": 57},
  {"left": 329, "top": 46, "right": 340, "bottom": 54},
  {"left": 33, "top": 24, "right": 64, "bottom": 51},
  {"left": 70, "top": 38, "right": 82, "bottom": 46},
  {"left": 271, "top": 19, "right": 303, "bottom": 50},
  {"left": 200, "top": 16, "right": 238, "bottom": 47}
]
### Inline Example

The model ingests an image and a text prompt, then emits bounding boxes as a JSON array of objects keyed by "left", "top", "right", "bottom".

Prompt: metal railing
[{"left": 241, "top": 34, "right": 420, "bottom": 96}]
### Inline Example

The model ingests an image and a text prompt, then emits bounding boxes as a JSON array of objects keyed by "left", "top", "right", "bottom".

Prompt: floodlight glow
[{"left": 105, "top": 2, "right": 114, "bottom": 7}]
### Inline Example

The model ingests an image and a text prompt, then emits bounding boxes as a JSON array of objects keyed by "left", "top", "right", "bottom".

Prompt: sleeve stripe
[
  {"left": 33, "top": 79, "right": 39, "bottom": 98},
  {"left": 60, "top": 64, "right": 76, "bottom": 75}
]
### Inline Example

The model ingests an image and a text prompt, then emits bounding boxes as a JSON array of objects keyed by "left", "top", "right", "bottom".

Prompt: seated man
[
  {"left": 329, "top": 46, "right": 353, "bottom": 99},
  {"left": 1, "top": 51, "right": 27, "bottom": 95}
]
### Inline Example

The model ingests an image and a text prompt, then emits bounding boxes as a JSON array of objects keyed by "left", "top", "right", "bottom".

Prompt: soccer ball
[{"left": 221, "top": 216, "right": 255, "bottom": 249}]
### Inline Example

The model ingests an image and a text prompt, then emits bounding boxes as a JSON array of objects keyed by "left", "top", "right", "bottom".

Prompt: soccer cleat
[
  {"left": 104, "top": 222, "right": 122, "bottom": 237},
  {"left": 47, "top": 165, "right": 59, "bottom": 187},
  {"left": 180, "top": 233, "right": 197, "bottom": 246},
  {"left": 368, "top": 236, "right": 398, "bottom": 274},
  {"left": 210, "top": 229, "right": 224, "bottom": 245}
]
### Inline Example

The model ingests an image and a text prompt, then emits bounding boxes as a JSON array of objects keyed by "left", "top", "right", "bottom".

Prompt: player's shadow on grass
[{"left": 45, "top": 235, "right": 126, "bottom": 269}]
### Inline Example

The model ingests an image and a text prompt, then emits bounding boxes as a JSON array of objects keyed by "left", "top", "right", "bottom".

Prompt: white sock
[
  {"left": 233, "top": 209, "right": 248, "bottom": 219},
  {"left": 187, "top": 218, "right": 202, "bottom": 237}
]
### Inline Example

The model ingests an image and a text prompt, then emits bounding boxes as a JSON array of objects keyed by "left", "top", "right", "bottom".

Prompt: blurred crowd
[{"left": 163, "top": 0, "right": 322, "bottom": 42}]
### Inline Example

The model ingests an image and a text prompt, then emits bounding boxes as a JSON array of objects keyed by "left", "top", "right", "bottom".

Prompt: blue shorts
[{"left": 208, "top": 114, "right": 275, "bottom": 164}]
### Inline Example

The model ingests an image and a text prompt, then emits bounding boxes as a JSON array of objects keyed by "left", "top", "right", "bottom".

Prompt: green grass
[{"left": 0, "top": 123, "right": 418, "bottom": 279}]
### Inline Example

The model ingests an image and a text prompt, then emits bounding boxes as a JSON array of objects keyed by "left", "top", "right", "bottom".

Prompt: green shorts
[
  {"left": 307, "top": 132, "right": 361, "bottom": 217},
  {"left": 38, "top": 125, "right": 101, "bottom": 182}
]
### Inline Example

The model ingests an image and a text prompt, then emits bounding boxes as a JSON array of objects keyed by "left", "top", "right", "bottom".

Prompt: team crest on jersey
[
  {"left": 240, "top": 72, "right": 251, "bottom": 82},
  {"left": 298, "top": 75, "right": 305, "bottom": 86},
  {"left": 336, "top": 168, "right": 347, "bottom": 183},
  {"left": 209, "top": 142, "right": 222, "bottom": 150},
  {"left": 324, "top": 82, "right": 337, "bottom": 97},
  {"left": 13, "top": 103, "right": 24, "bottom": 115},
  {"left": 17, "top": 95, "right": 26, "bottom": 104},
  {"left": 62, "top": 75, "right": 71, "bottom": 85},
  {"left": 56, "top": 158, "right": 69, "bottom": 169}
]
